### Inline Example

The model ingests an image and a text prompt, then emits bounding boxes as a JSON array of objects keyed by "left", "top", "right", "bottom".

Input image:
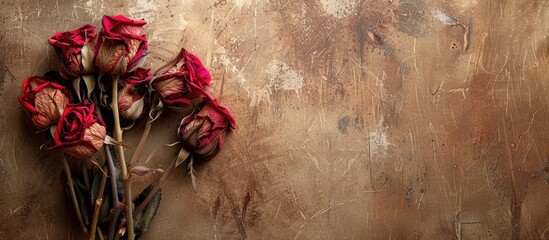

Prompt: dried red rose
[
  {"left": 49, "top": 24, "right": 96, "bottom": 80},
  {"left": 118, "top": 68, "right": 152, "bottom": 120},
  {"left": 18, "top": 76, "right": 71, "bottom": 129},
  {"left": 151, "top": 48, "right": 211, "bottom": 106},
  {"left": 177, "top": 99, "right": 235, "bottom": 161},
  {"left": 50, "top": 100, "right": 106, "bottom": 159},
  {"left": 95, "top": 15, "right": 148, "bottom": 75}
]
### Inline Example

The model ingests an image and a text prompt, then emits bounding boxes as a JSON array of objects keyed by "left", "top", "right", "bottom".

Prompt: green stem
[
  {"left": 62, "top": 156, "right": 89, "bottom": 235},
  {"left": 111, "top": 76, "right": 135, "bottom": 240}
]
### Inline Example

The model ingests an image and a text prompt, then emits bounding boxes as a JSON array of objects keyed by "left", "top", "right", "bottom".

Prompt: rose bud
[
  {"left": 118, "top": 68, "right": 152, "bottom": 120},
  {"left": 18, "top": 76, "right": 71, "bottom": 129},
  {"left": 48, "top": 24, "right": 96, "bottom": 80},
  {"left": 177, "top": 99, "right": 235, "bottom": 161},
  {"left": 151, "top": 49, "right": 211, "bottom": 107},
  {"left": 95, "top": 15, "right": 148, "bottom": 75},
  {"left": 49, "top": 100, "right": 106, "bottom": 159}
]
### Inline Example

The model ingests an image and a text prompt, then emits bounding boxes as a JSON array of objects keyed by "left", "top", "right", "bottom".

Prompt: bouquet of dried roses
[{"left": 18, "top": 15, "right": 235, "bottom": 240}]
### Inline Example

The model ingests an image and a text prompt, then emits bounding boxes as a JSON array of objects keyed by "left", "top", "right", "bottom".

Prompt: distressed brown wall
[{"left": 1, "top": 0, "right": 549, "bottom": 239}]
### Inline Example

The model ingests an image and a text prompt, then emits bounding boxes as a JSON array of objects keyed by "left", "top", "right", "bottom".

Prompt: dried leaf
[
  {"left": 72, "top": 177, "right": 91, "bottom": 226},
  {"left": 129, "top": 166, "right": 152, "bottom": 177},
  {"left": 129, "top": 166, "right": 164, "bottom": 180},
  {"left": 91, "top": 160, "right": 107, "bottom": 176},
  {"left": 121, "top": 119, "right": 136, "bottom": 131},
  {"left": 49, "top": 125, "right": 57, "bottom": 138},
  {"left": 148, "top": 101, "right": 166, "bottom": 123},
  {"left": 82, "top": 75, "right": 96, "bottom": 99},
  {"left": 104, "top": 135, "right": 132, "bottom": 149},
  {"left": 108, "top": 146, "right": 125, "bottom": 196},
  {"left": 81, "top": 42, "right": 95, "bottom": 73},
  {"left": 97, "top": 75, "right": 110, "bottom": 107},
  {"left": 188, "top": 157, "right": 199, "bottom": 192},
  {"left": 121, "top": 95, "right": 145, "bottom": 120},
  {"left": 175, "top": 148, "right": 191, "bottom": 168},
  {"left": 164, "top": 141, "right": 180, "bottom": 147},
  {"left": 73, "top": 76, "right": 83, "bottom": 101},
  {"left": 134, "top": 185, "right": 162, "bottom": 239},
  {"left": 99, "top": 182, "right": 112, "bottom": 224},
  {"left": 91, "top": 173, "right": 101, "bottom": 205}
]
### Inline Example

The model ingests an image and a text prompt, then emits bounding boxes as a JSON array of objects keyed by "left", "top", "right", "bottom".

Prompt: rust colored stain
[
  {"left": 241, "top": 192, "right": 251, "bottom": 231},
  {"left": 212, "top": 195, "right": 221, "bottom": 219},
  {"left": 227, "top": 192, "right": 252, "bottom": 239}
]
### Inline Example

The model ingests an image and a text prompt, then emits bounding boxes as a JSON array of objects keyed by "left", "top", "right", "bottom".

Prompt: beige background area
[{"left": 1, "top": 0, "right": 549, "bottom": 239}]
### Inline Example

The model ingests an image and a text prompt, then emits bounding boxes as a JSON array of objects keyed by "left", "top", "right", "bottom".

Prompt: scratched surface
[{"left": 1, "top": 0, "right": 549, "bottom": 239}]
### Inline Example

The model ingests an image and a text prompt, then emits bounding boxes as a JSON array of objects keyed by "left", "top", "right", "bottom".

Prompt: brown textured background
[{"left": 1, "top": 0, "right": 549, "bottom": 239}]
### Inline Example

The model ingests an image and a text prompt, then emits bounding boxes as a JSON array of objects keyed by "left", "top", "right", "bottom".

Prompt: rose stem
[
  {"left": 104, "top": 145, "right": 122, "bottom": 240},
  {"left": 111, "top": 75, "right": 135, "bottom": 240},
  {"left": 62, "top": 156, "right": 89, "bottom": 235},
  {"left": 114, "top": 223, "right": 126, "bottom": 240},
  {"left": 89, "top": 166, "right": 108, "bottom": 240},
  {"left": 96, "top": 226, "right": 105, "bottom": 240},
  {"left": 82, "top": 163, "right": 91, "bottom": 190},
  {"left": 94, "top": 93, "right": 122, "bottom": 240},
  {"left": 128, "top": 94, "right": 159, "bottom": 165},
  {"left": 134, "top": 149, "right": 188, "bottom": 215}
]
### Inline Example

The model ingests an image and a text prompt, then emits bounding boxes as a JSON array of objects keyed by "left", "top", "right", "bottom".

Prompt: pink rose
[
  {"left": 18, "top": 76, "right": 71, "bottom": 129},
  {"left": 94, "top": 15, "right": 148, "bottom": 75},
  {"left": 48, "top": 24, "right": 96, "bottom": 79}
]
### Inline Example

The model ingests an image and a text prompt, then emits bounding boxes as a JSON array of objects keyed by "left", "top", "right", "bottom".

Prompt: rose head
[
  {"left": 151, "top": 49, "right": 211, "bottom": 106},
  {"left": 118, "top": 68, "right": 152, "bottom": 120},
  {"left": 95, "top": 15, "right": 148, "bottom": 75},
  {"left": 50, "top": 100, "right": 106, "bottom": 159},
  {"left": 178, "top": 99, "right": 235, "bottom": 161},
  {"left": 18, "top": 76, "right": 71, "bottom": 129},
  {"left": 49, "top": 25, "right": 96, "bottom": 80},
  {"left": 154, "top": 48, "right": 211, "bottom": 88}
]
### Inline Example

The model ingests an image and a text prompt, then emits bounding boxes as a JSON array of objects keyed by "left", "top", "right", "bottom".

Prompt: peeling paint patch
[
  {"left": 216, "top": 44, "right": 249, "bottom": 93},
  {"left": 368, "top": 119, "right": 390, "bottom": 158},
  {"left": 83, "top": 0, "right": 105, "bottom": 20},
  {"left": 266, "top": 60, "right": 304, "bottom": 94},
  {"left": 129, "top": 0, "right": 158, "bottom": 23},
  {"left": 233, "top": 0, "right": 253, "bottom": 8},
  {"left": 149, "top": 14, "right": 188, "bottom": 43},
  {"left": 216, "top": 43, "right": 269, "bottom": 106},
  {"left": 435, "top": 9, "right": 460, "bottom": 25},
  {"left": 320, "top": 0, "right": 356, "bottom": 19},
  {"left": 217, "top": 46, "right": 304, "bottom": 106}
]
